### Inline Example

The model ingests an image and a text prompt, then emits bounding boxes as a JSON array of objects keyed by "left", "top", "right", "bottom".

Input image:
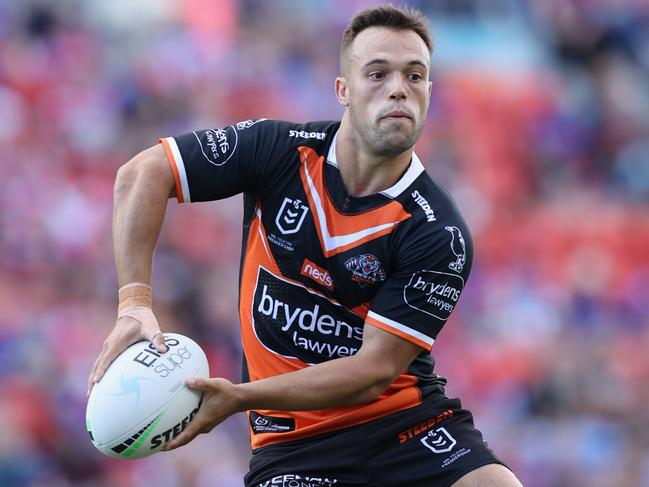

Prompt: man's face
[{"left": 339, "top": 27, "right": 432, "bottom": 156}]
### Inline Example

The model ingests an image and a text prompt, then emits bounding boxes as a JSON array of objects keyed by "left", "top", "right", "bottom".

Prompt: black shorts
[{"left": 244, "top": 393, "right": 508, "bottom": 487}]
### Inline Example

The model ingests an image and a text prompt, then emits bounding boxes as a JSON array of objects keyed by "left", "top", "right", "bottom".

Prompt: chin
[
  {"left": 372, "top": 134, "right": 415, "bottom": 156},
  {"left": 374, "top": 127, "right": 416, "bottom": 152}
]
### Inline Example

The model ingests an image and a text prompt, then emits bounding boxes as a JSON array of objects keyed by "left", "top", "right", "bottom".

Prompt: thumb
[
  {"left": 186, "top": 377, "right": 210, "bottom": 391},
  {"left": 151, "top": 332, "right": 168, "bottom": 354}
]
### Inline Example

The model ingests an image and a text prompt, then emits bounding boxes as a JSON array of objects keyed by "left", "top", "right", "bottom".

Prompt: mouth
[{"left": 381, "top": 111, "right": 412, "bottom": 122}]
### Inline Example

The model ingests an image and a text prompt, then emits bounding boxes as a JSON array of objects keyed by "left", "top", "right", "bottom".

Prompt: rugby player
[{"left": 89, "top": 5, "right": 523, "bottom": 486}]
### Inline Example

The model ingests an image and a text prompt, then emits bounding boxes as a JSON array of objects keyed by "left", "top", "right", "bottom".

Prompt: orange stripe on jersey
[
  {"left": 159, "top": 138, "right": 184, "bottom": 203},
  {"left": 239, "top": 207, "right": 306, "bottom": 380},
  {"left": 249, "top": 373, "right": 421, "bottom": 449},
  {"left": 365, "top": 313, "right": 433, "bottom": 351},
  {"left": 297, "top": 146, "right": 411, "bottom": 257},
  {"left": 350, "top": 302, "right": 370, "bottom": 320}
]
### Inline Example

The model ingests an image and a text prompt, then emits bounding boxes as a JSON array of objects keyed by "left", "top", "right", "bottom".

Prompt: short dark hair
[{"left": 341, "top": 4, "right": 433, "bottom": 72}]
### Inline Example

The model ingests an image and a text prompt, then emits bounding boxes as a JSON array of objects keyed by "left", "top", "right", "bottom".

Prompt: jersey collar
[{"left": 326, "top": 129, "right": 425, "bottom": 199}]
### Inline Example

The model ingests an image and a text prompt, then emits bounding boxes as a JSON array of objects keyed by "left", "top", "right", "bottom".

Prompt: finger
[
  {"left": 163, "top": 413, "right": 207, "bottom": 451},
  {"left": 91, "top": 341, "right": 123, "bottom": 385},
  {"left": 87, "top": 346, "right": 109, "bottom": 396},
  {"left": 87, "top": 358, "right": 100, "bottom": 396},
  {"left": 150, "top": 332, "right": 168, "bottom": 353}
]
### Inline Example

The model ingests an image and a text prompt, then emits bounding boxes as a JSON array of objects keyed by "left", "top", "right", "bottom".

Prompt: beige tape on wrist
[{"left": 118, "top": 282, "right": 152, "bottom": 313}]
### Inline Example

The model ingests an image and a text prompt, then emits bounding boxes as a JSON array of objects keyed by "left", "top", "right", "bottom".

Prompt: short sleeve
[
  {"left": 159, "top": 118, "right": 280, "bottom": 203},
  {"left": 366, "top": 223, "right": 472, "bottom": 351}
]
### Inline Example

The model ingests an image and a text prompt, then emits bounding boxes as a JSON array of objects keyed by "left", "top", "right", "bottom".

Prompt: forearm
[
  {"left": 234, "top": 354, "right": 393, "bottom": 411},
  {"left": 113, "top": 145, "right": 175, "bottom": 287}
]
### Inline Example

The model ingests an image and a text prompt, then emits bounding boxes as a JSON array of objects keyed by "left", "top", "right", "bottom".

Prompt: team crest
[
  {"left": 444, "top": 226, "right": 466, "bottom": 273},
  {"left": 420, "top": 427, "right": 457, "bottom": 453},
  {"left": 275, "top": 197, "right": 309, "bottom": 235},
  {"left": 344, "top": 254, "right": 386, "bottom": 287}
]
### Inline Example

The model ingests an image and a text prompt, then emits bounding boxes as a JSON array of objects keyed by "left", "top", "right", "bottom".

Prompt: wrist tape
[{"left": 118, "top": 282, "right": 152, "bottom": 313}]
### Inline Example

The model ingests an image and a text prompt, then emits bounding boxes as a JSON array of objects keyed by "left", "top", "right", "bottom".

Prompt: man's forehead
[{"left": 348, "top": 27, "right": 430, "bottom": 67}]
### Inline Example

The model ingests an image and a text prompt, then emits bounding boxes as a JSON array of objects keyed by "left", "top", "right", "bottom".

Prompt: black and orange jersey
[{"left": 159, "top": 119, "right": 473, "bottom": 449}]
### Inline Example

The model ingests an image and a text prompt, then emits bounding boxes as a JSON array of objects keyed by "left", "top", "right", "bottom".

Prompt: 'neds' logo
[{"left": 301, "top": 258, "right": 334, "bottom": 291}]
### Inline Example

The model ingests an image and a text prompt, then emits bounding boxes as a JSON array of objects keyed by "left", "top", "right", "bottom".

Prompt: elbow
[
  {"left": 360, "top": 362, "right": 402, "bottom": 403},
  {"left": 365, "top": 382, "right": 391, "bottom": 403},
  {"left": 114, "top": 160, "right": 135, "bottom": 194},
  {"left": 114, "top": 152, "right": 144, "bottom": 196},
  {"left": 114, "top": 145, "right": 175, "bottom": 199}
]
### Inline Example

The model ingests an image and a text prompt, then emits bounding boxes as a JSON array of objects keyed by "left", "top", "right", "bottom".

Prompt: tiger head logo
[{"left": 344, "top": 254, "right": 386, "bottom": 287}]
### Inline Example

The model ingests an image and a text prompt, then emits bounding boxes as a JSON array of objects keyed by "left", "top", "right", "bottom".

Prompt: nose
[{"left": 388, "top": 74, "right": 407, "bottom": 101}]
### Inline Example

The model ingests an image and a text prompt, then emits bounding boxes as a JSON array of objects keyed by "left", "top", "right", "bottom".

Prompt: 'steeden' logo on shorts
[
  {"left": 445, "top": 226, "right": 466, "bottom": 273},
  {"left": 275, "top": 197, "right": 309, "bottom": 235},
  {"left": 194, "top": 127, "right": 238, "bottom": 166},
  {"left": 344, "top": 254, "right": 385, "bottom": 287},
  {"left": 398, "top": 409, "right": 453, "bottom": 444},
  {"left": 420, "top": 427, "right": 457, "bottom": 453},
  {"left": 403, "top": 270, "right": 464, "bottom": 322},
  {"left": 253, "top": 267, "right": 363, "bottom": 364}
]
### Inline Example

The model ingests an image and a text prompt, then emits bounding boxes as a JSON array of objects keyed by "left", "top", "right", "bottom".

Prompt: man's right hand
[{"left": 87, "top": 306, "right": 168, "bottom": 396}]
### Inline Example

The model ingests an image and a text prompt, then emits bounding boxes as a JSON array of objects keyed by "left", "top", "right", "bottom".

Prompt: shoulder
[
  {"left": 234, "top": 119, "right": 337, "bottom": 140},
  {"left": 398, "top": 170, "right": 468, "bottom": 229},
  {"left": 229, "top": 119, "right": 339, "bottom": 157},
  {"left": 393, "top": 169, "right": 473, "bottom": 266}
]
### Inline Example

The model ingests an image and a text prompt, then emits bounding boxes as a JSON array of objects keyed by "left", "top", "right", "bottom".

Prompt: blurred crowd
[{"left": 1, "top": 0, "right": 648, "bottom": 486}]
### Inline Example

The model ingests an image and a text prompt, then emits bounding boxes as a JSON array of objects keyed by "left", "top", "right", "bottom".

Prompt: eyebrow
[{"left": 363, "top": 58, "right": 428, "bottom": 69}]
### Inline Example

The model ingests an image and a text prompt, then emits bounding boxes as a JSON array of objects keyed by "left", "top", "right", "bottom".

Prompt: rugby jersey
[{"left": 159, "top": 119, "right": 473, "bottom": 449}]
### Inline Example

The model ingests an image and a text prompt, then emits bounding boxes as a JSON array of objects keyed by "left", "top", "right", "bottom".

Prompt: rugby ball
[{"left": 86, "top": 333, "right": 209, "bottom": 459}]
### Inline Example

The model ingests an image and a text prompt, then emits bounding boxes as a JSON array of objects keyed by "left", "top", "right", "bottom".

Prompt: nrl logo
[
  {"left": 344, "top": 254, "right": 386, "bottom": 287},
  {"left": 275, "top": 197, "right": 309, "bottom": 235},
  {"left": 254, "top": 416, "right": 269, "bottom": 426},
  {"left": 420, "top": 427, "right": 457, "bottom": 453}
]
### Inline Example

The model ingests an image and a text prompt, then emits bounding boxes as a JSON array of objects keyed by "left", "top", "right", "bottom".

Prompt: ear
[{"left": 335, "top": 77, "right": 349, "bottom": 107}]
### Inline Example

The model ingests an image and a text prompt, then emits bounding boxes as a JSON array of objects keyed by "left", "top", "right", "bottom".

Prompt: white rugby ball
[{"left": 86, "top": 333, "right": 209, "bottom": 459}]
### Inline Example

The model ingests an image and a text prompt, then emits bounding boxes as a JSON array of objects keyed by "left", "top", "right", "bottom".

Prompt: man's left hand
[{"left": 164, "top": 377, "right": 241, "bottom": 451}]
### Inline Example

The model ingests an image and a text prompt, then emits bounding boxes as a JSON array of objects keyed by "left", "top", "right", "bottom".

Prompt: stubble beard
[{"left": 349, "top": 102, "right": 422, "bottom": 157}]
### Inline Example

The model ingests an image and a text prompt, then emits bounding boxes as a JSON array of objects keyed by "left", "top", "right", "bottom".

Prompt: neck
[{"left": 335, "top": 114, "right": 414, "bottom": 197}]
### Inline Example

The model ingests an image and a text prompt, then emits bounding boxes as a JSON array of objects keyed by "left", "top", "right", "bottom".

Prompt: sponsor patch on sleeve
[
  {"left": 193, "top": 126, "right": 238, "bottom": 166},
  {"left": 403, "top": 270, "right": 465, "bottom": 322}
]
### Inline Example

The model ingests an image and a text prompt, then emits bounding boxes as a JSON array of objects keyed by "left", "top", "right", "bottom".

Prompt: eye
[
  {"left": 408, "top": 73, "right": 424, "bottom": 82},
  {"left": 368, "top": 72, "right": 385, "bottom": 81}
]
